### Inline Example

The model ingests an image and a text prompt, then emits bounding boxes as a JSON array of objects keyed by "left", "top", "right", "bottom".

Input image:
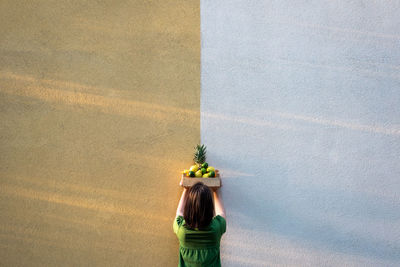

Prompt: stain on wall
[
  {"left": 201, "top": 1, "right": 400, "bottom": 266},
  {"left": 0, "top": 1, "right": 199, "bottom": 266}
]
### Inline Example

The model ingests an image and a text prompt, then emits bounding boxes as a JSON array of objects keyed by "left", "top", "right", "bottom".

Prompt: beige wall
[{"left": 0, "top": 1, "right": 199, "bottom": 266}]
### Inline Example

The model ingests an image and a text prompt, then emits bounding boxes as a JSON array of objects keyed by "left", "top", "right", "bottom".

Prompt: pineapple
[{"left": 193, "top": 144, "right": 207, "bottom": 168}]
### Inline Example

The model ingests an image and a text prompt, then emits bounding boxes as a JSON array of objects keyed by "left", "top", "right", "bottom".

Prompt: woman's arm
[
  {"left": 213, "top": 188, "right": 226, "bottom": 218},
  {"left": 176, "top": 187, "right": 187, "bottom": 217}
]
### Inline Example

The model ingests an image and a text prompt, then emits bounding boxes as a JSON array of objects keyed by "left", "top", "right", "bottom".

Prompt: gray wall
[{"left": 201, "top": 1, "right": 400, "bottom": 266}]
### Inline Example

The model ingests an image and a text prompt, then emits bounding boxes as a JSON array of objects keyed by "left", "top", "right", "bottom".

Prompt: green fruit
[
  {"left": 188, "top": 171, "right": 195, "bottom": 177},
  {"left": 203, "top": 173, "right": 209, "bottom": 178},
  {"left": 201, "top": 168, "right": 206, "bottom": 174},
  {"left": 207, "top": 166, "right": 215, "bottom": 172},
  {"left": 209, "top": 171, "right": 215, "bottom": 177},
  {"left": 202, "top": 162, "right": 208, "bottom": 169},
  {"left": 195, "top": 170, "right": 203, "bottom": 177}
]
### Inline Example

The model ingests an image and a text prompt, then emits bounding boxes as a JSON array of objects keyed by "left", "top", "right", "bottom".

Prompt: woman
[{"left": 173, "top": 181, "right": 226, "bottom": 267}]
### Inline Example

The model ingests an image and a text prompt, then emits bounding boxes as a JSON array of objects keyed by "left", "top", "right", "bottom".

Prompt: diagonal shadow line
[
  {"left": 0, "top": 83, "right": 198, "bottom": 122},
  {"left": 291, "top": 20, "right": 400, "bottom": 41},
  {"left": 0, "top": 71, "right": 199, "bottom": 119},
  {"left": 221, "top": 228, "right": 398, "bottom": 267},
  {"left": 226, "top": 180, "right": 400, "bottom": 263},
  {"left": 6, "top": 174, "right": 156, "bottom": 205},
  {"left": 249, "top": 16, "right": 400, "bottom": 42},
  {"left": 222, "top": 55, "right": 400, "bottom": 82},
  {"left": 202, "top": 110, "right": 400, "bottom": 136},
  {"left": 0, "top": 231, "right": 133, "bottom": 254},
  {"left": 1, "top": 211, "right": 170, "bottom": 241},
  {"left": 0, "top": 183, "right": 170, "bottom": 222}
]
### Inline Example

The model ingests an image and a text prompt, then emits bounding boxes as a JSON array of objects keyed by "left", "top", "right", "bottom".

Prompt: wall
[
  {"left": 201, "top": 0, "right": 400, "bottom": 266},
  {"left": 0, "top": 1, "right": 199, "bottom": 266}
]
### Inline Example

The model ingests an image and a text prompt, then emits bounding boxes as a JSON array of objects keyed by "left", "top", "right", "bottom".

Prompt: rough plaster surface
[
  {"left": 0, "top": 1, "right": 199, "bottom": 266},
  {"left": 201, "top": 1, "right": 400, "bottom": 266}
]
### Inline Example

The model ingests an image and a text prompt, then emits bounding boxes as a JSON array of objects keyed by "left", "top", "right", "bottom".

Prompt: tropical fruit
[
  {"left": 181, "top": 144, "right": 219, "bottom": 179},
  {"left": 189, "top": 165, "right": 198, "bottom": 172},
  {"left": 193, "top": 144, "right": 206, "bottom": 165},
  {"left": 206, "top": 166, "right": 215, "bottom": 172}
]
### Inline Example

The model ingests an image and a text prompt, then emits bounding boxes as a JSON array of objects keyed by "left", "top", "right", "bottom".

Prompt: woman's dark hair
[{"left": 183, "top": 182, "right": 214, "bottom": 229}]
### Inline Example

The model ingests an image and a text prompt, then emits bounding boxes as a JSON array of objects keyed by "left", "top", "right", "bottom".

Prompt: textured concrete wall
[
  {"left": 201, "top": 1, "right": 400, "bottom": 266},
  {"left": 0, "top": 1, "right": 199, "bottom": 266}
]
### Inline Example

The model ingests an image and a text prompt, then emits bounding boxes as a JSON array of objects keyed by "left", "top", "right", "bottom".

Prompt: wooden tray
[{"left": 181, "top": 171, "right": 221, "bottom": 188}]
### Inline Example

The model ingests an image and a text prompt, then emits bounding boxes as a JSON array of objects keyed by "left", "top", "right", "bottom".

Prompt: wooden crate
[{"left": 181, "top": 171, "right": 221, "bottom": 188}]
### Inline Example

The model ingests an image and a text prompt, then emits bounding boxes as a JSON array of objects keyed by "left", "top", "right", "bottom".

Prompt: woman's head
[{"left": 184, "top": 182, "right": 214, "bottom": 229}]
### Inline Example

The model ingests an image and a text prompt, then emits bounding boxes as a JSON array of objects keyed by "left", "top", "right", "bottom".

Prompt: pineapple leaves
[{"left": 193, "top": 144, "right": 207, "bottom": 164}]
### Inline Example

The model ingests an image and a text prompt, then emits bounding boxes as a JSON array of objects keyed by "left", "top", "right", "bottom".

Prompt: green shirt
[{"left": 173, "top": 215, "right": 226, "bottom": 267}]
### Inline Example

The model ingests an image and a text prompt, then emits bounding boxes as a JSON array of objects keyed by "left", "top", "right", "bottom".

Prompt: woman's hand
[
  {"left": 179, "top": 179, "right": 189, "bottom": 190},
  {"left": 211, "top": 178, "right": 222, "bottom": 192}
]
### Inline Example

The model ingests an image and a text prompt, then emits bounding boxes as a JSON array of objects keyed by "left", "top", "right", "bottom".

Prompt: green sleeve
[
  {"left": 215, "top": 215, "right": 226, "bottom": 236},
  {"left": 173, "top": 215, "right": 184, "bottom": 234}
]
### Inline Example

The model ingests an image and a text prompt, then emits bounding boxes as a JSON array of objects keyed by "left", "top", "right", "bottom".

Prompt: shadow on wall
[
  {"left": 228, "top": 171, "right": 400, "bottom": 261},
  {"left": 201, "top": 1, "right": 400, "bottom": 265},
  {"left": 0, "top": 70, "right": 199, "bottom": 266},
  {"left": 203, "top": 110, "right": 400, "bottom": 266},
  {"left": 0, "top": 1, "right": 200, "bottom": 266},
  {"left": 0, "top": 71, "right": 199, "bottom": 122}
]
